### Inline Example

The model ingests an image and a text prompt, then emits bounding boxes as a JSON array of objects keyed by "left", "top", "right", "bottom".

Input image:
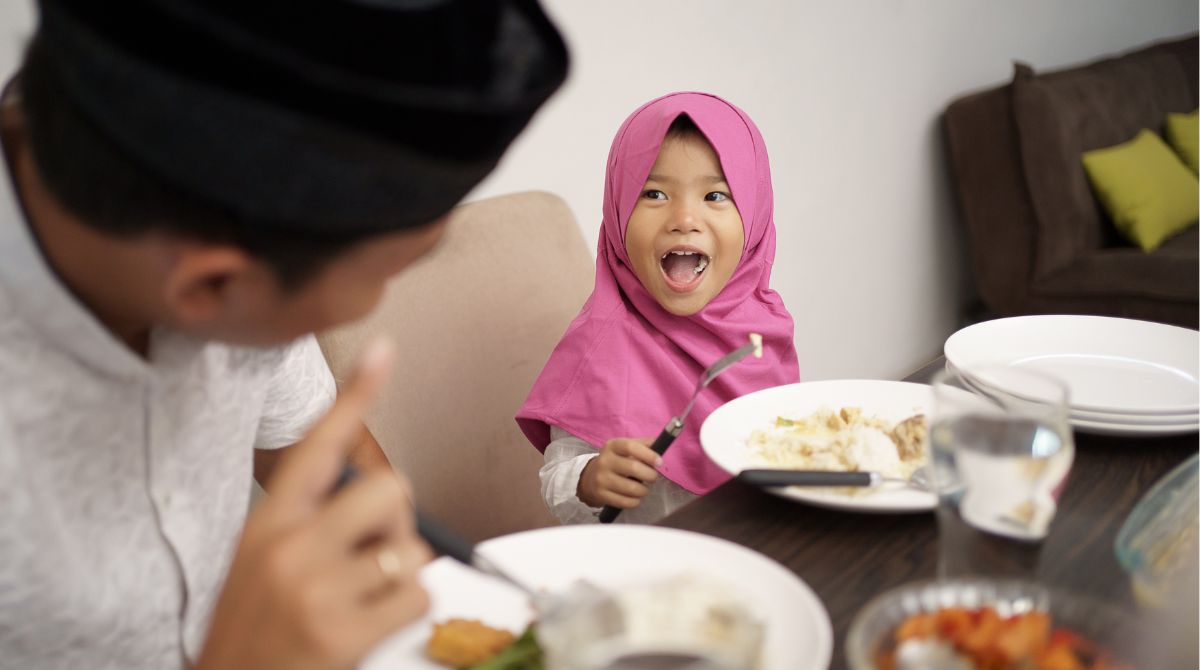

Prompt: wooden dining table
[{"left": 657, "top": 356, "right": 1199, "bottom": 670}]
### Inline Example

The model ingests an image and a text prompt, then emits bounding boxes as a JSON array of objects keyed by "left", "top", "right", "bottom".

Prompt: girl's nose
[{"left": 668, "top": 204, "right": 702, "bottom": 234}]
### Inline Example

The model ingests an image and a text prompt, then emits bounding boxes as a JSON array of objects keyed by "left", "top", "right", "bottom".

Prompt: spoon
[
  {"left": 334, "top": 465, "right": 542, "bottom": 601},
  {"left": 737, "top": 465, "right": 933, "bottom": 491},
  {"left": 334, "top": 464, "right": 613, "bottom": 625}
]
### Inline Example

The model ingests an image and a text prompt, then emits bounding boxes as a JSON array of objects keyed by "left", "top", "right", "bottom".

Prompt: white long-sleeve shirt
[
  {"left": 539, "top": 426, "right": 696, "bottom": 525},
  {"left": 0, "top": 133, "right": 336, "bottom": 668}
]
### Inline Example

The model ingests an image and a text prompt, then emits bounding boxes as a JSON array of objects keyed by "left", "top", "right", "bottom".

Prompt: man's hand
[
  {"left": 577, "top": 437, "right": 661, "bottom": 509},
  {"left": 196, "top": 339, "right": 431, "bottom": 670},
  {"left": 254, "top": 421, "right": 393, "bottom": 491}
]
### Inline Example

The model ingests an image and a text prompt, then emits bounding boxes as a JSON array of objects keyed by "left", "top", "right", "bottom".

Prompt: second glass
[{"left": 930, "top": 365, "right": 1075, "bottom": 579}]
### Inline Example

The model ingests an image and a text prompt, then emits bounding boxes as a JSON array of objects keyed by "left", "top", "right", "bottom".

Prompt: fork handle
[
  {"left": 598, "top": 425, "right": 680, "bottom": 524},
  {"left": 416, "top": 510, "right": 476, "bottom": 566},
  {"left": 738, "top": 469, "right": 875, "bottom": 488},
  {"left": 337, "top": 465, "right": 479, "bottom": 565}
]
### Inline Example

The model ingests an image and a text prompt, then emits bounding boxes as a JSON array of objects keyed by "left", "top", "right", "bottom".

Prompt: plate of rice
[{"left": 700, "top": 380, "right": 937, "bottom": 513}]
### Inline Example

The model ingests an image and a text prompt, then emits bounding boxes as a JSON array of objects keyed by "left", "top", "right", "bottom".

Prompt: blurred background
[{"left": 1, "top": 0, "right": 1195, "bottom": 381}]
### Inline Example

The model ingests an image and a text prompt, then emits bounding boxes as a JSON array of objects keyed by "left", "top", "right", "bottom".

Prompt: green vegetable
[
  {"left": 465, "top": 625, "right": 543, "bottom": 670},
  {"left": 775, "top": 417, "right": 796, "bottom": 427}
]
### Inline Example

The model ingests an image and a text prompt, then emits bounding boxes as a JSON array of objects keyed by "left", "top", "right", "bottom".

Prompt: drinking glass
[
  {"left": 537, "top": 577, "right": 764, "bottom": 670},
  {"left": 930, "top": 365, "right": 1074, "bottom": 578}
]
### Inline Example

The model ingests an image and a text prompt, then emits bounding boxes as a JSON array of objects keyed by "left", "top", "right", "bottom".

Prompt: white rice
[{"left": 746, "top": 407, "right": 923, "bottom": 481}]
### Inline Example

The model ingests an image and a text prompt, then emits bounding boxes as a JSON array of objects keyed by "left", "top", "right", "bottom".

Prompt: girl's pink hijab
[{"left": 516, "top": 92, "right": 798, "bottom": 495}]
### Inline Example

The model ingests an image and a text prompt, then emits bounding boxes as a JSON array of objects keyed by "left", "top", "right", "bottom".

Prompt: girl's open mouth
[{"left": 659, "top": 248, "right": 710, "bottom": 293}]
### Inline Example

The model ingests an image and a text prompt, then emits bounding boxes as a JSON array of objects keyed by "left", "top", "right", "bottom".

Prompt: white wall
[
  {"left": 2, "top": 1, "right": 1195, "bottom": 380},
  {"left": 466, "top": 0, "right": 1198, "bottom": 381},
  {"left": 0, "top": 2, "right": 33, "bottom": 80}
]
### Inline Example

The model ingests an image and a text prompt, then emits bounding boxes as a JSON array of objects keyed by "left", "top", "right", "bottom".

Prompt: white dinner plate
[
  {"left": 956, "top": 371, "right": 1199, "bottom": 437},
  {"left": 360, "top": 526, "right": 833, "bottom": 670},
  {"left": 700, "top": 380, "right": 938, "bottom": 513},
  {"left": 1065, "top": 410, "right": 1198, "bottom": 425},
  {"left": 1067, "top": 417, "right": 1200, "bottom": 437},
  {"left": 944, "top": 316, "right": 1199, "bottom": 415},
  {"left": 947, "top": 362, "right": 1199, "bottom": 425}
]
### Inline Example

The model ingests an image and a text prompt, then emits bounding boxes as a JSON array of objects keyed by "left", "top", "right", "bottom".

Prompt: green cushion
[
  {"left": 1081, "top": 129, "right": 1199, "bottom": 252},
  {"left": 1165, "top": 109, "right": 1199, "bottom": 174}
]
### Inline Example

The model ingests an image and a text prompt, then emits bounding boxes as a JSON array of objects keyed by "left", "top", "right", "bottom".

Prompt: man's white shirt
[{"left": 0, "top": 127, "right": 336, "bottom": 668}]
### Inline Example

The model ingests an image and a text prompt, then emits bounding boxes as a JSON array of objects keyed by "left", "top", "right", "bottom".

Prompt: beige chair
[{"left": 318, "top": 191, "right": 594, "bottom": 542}]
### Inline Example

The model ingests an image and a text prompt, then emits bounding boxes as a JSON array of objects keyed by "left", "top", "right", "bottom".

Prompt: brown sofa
[{"left": 944, "top": 34, "right": 1198, "bottom": 329}]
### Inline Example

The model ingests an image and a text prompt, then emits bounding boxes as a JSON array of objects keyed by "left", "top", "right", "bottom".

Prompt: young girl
[{"left": 517, "top": 92, "right": 799, "bottom": 524}]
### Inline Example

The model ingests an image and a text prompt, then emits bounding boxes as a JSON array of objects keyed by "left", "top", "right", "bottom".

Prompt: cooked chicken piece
[
  {"left": 839, "top": 407, "right": 863, "bottom": 425},
  {"left": 426, "top": 618, "right": 515, "bottom": 667},
  {"left": 890, "top": 414, "right": 927, "bottom": 461},
  {"left": 824, "top": 410, "right": 847, "bottom": 431}
]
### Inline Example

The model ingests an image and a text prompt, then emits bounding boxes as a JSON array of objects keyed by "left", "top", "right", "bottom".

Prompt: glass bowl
[
  {"left": 1114, "top": 453, "right": 1199, "bottom": 608},
  {"left": 845, "top": 578, "right": 1144, "bottom": 670}
]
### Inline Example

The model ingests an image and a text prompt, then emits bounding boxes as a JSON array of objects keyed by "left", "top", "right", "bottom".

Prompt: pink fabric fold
[{"left": 516, "top": 91, "right": 799, "bottom": 495}]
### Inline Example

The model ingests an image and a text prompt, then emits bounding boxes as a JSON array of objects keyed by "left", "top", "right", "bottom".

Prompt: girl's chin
[{"left": 651, "top": 288, "right": 711, "bottom": 316}]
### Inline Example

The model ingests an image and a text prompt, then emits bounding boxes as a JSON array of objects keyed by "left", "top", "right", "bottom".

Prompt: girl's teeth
[{"left": 659, "top": 249, "right": 709, "bottom": 276}]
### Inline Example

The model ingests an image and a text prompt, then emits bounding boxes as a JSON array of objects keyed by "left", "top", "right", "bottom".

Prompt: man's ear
[{"left": 161, "top": 245, "right": 255, "bottom": 327}]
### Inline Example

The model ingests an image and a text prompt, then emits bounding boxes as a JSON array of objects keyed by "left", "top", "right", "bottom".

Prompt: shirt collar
[{"left": 0, "top": 91, "right": 152, "bottom": 381}]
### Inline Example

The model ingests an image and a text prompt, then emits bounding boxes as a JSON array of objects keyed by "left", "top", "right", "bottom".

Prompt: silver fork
[{"left": 599, "top": 335, "right": 762, "bottom": 524}]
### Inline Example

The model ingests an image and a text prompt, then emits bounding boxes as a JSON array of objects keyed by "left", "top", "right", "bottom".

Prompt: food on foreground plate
[
  {"left": 463, "top": 626, "right": 542, "bottom": 670},
  {"left": 426, "top": 575, "right": 763, "bottom": 669},
  {"left": 747, "top": 406, "right": 927, "bottom": 484},
  {"left": 876, "top": 606, "right": 1131, "bottom": 670},
  {"left": 425, "top": 618, "right": 525, "bottom": 668},
  {"left": 538, "top": 574, "right": 764, "bottom": 669}
]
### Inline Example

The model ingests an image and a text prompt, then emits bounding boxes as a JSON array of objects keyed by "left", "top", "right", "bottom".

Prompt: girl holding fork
[{"left": 518, "top": 92, "right": 800, "bottom": 524}]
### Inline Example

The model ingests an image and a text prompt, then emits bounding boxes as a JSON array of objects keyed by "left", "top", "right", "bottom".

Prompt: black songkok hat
[{"left": 34, "top": 0, "right": 569, "bottom": 234}]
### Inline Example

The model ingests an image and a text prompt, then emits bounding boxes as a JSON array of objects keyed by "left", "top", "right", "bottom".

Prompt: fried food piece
[
  {"left": 992, "top": 610, "right": 1051, "bottom": 661},
  {"left": 426, "top": 618, "right": 515, "bottom": 667},
  {"left": 895, "top": 612, "right": 938, "bottom": 640},
  {"left": 890, "top": 414, "right": 926, "bottom": 461}
]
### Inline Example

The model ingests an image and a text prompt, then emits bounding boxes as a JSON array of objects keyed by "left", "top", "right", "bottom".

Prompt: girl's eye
[
  {"left": 642, "top": 189, "right": 667, "bottom": 201},
  {"left": 705, "top": 191, "right": 731, "bottom": 202}
]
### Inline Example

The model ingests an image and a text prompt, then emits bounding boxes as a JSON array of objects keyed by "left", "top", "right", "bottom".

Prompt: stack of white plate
[{"left": 944, "top": 315, "right": 1199, "bottom": 437}]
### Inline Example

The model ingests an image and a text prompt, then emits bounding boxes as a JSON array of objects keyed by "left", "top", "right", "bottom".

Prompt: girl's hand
[
  {"left": 577, "top": 437, "right": 662, "bottom": 509},
  {"left": 196, "top": 339, "right": 432, "bottom": 670}
]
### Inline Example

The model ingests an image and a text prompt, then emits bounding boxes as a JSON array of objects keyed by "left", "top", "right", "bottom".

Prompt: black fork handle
[
  {"left": 597, "top": 427, "right": 678, "bottom": 524},
  {"left": 738, "top": 469, "right": 874, "bottom": 488}
]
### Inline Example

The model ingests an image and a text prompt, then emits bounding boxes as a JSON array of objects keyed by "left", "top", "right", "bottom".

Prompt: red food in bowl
[{"left": 876, "top": 606, "right": 1131, "bottom": 670}]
